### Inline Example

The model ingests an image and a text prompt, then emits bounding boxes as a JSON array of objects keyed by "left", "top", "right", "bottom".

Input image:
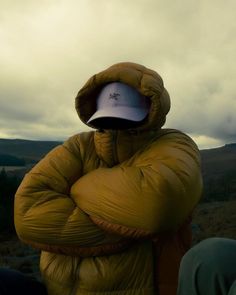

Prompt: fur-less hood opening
[{"left": 75, "top": 62, "right": 171, "bottom": 131}]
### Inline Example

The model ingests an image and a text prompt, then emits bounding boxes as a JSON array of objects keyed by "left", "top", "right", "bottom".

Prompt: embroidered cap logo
[{"left": 109, "top": 93, "right": 120, "bottom": 100}]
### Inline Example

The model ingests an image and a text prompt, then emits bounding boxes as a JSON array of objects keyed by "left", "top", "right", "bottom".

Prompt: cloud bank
[{"left": 0, "top": 0, "right": 235, "bottom": 149}]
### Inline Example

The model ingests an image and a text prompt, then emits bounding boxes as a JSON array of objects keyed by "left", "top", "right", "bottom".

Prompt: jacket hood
[{"left": 75, "top": 62, "right": 171, "bottom": 131}]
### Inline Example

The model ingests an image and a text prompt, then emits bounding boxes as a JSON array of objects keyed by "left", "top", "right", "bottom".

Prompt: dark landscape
[{"left": 0, "top": 138, "right": 235, "bottom": 278}]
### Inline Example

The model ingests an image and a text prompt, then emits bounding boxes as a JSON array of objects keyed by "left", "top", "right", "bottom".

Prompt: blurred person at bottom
[{"left": 177, "top": 237, "right": 236, "bottom": 295}]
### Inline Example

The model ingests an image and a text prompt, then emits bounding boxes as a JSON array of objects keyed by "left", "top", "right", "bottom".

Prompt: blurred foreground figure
[
  {"left": 177, "top": 238, "right": 236, "bottom": 295},
  {"left": 14, "top": 62, "right": 203, "bottom": 295}
]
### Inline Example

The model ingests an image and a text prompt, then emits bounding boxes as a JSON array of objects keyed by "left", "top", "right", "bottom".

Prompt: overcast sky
[{"left": 0, "top": 0, "right": 235, "bottom": 149}]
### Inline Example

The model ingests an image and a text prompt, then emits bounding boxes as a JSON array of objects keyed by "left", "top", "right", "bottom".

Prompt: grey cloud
[
  {"left": 166, "top": 74, "right": 236, "bottom": 144},
  {"left": 0, "top": 0, "right": 235, "bottom": 149}
]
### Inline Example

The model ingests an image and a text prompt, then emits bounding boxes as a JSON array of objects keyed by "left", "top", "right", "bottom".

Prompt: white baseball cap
[{"left": 87, "top": 82, "right": 150, "bottom": 124}]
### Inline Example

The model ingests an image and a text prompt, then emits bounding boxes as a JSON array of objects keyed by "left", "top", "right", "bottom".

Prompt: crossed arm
[
  {"left": 15, "top": 131, "right": 202, "bottom": 256},
  {"left": 14, "top": 139, "right": 132, "bottom": 257},
  {"left": 70, "top": 132, "right": 202, "bottom": 238}
]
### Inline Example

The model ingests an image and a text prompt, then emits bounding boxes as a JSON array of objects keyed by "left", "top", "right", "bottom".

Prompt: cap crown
[{"left": 97, "top": 82, "right": 149, "bottom": 110}]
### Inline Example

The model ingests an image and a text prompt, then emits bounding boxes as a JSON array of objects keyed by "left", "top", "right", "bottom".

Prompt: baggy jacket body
[{"left": 14, "top": 62, "right": 203, "bottom": 295}]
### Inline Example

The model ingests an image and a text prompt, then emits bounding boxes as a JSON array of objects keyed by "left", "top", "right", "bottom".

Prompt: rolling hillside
[
  {"left": 201, "top": 143, "right": 236, "bottom": 177},
  {"left": 1, "top": 138, "right": 236, "bottom": 168},
  {"left": 0, "top": 138, "right": 236, "bottom": 202},
  {"left": 0, "top": 138, "right": 62, "bottom": 163},
  {"left": 200, "top": 143, "right": 236, "bottom": 201}
]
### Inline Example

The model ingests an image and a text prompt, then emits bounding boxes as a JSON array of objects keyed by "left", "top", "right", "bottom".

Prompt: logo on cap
[{"left": 109, "top": 92, "right": 120, "bottom": 100}]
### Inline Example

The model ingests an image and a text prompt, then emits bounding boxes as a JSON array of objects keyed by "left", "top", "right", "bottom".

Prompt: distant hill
[
  {"left": 200, "top": 144, "right": 236, "bottom": 201},
  {"left": 0, "top": 138, "right": 235, "bottom": 202},
  {"left": 0, "top": 139, "right": 62, "bottom": 164},
  {"left": 200, "top": 143, "right": 236, "bottom": 177},
  {"left": 0, "top": 154, "right": 25, "bottom": 166}
]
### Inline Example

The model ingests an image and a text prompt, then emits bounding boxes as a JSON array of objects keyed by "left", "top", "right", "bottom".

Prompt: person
[
  {"left": 13, "top": 62, "right": 203, "bottom": 295},
  {"left": 177, "top": 237, "right": 236, "bottom": 295}
]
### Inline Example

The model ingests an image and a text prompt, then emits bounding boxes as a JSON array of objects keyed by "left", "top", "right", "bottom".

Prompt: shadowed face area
[{"left": 91, "top": 117, "right": 147, "bottom": 130}]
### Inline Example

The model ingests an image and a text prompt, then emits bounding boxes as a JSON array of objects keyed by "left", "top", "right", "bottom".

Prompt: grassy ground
[
  {"left": 0, "top": 200, "right": 235, "bottom": 278},
  {"left": 0, "top": 234, "right": 41, "bottom": 279},
  {"left": 192, "top": 200, "right": 236, "bottom": 244}
]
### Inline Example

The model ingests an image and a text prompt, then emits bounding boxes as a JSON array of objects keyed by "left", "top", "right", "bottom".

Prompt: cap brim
[{"left": 87, "top": 106, "right": 149, "bottom": 124}]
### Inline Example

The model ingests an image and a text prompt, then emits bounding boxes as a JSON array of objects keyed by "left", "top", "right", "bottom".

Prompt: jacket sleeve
[
  {"left": 14, "top": 135, "right": 131, "bottom": 256},
  {"left": 70, "top": 131, "right": 203, "bottom": 238}
]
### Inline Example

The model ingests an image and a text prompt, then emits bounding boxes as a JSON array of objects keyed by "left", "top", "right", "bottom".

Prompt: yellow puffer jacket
[{"left": 14, "top": 62, "right": 203, "bottom": 295}]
